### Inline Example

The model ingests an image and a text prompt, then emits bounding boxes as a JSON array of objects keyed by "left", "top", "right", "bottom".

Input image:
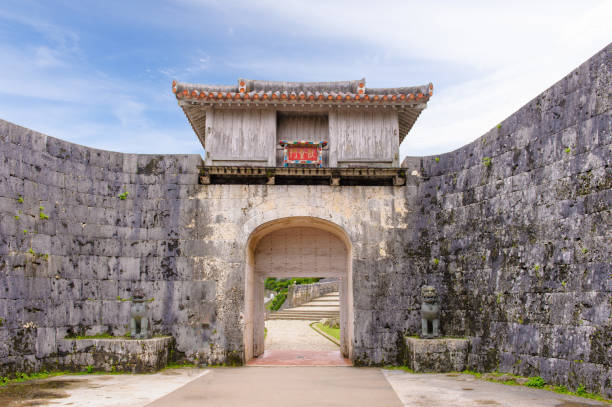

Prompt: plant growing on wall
[
  {"left": 118, "top": 191, "right": 129, "bottom": 200},
  {"left": 483, "top": 157, "right": 492, "bottom": 167},
  {"left": 39, "top": 206, "right": 49, "bottom": 220}
]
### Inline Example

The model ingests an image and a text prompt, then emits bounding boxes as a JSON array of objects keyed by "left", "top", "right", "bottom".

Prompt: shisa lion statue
[
  {"left": 130, "top": 289, "right": 150, "bottom": 339},
  {"left": 420, "top": 285, "right": 440, "bottom": 338}
]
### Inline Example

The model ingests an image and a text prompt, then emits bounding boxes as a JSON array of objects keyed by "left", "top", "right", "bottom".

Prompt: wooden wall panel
[
  {"left": 276, "top": 113, "right": 329, "bottom": 143},
  {"left": 331, "top": 109, "right": 398, "bottom": 167},
  {"left": 206, "top": 109, "right": 276, "bottom": 166},
  {"left": 254, "top": 227, "right": 347, "bottom": 277}
]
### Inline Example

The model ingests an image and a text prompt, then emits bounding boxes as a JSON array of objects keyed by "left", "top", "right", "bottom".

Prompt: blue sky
[{"left": 0, "top": 1, "right": 610, "bottom": 158}]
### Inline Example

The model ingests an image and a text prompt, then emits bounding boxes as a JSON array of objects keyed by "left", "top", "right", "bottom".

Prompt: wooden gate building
[{"left": 173, "top": 78, "right": 433, "bottom": 185}]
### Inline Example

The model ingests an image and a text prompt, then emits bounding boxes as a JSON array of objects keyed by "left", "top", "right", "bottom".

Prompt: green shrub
[
  {"left": 264, "top": 277, "right": 321, "bottom": 292},
  {"left": 268, "top": 292, "right": 287, "bottom": 311},
  {"left": 118, "top": 191, "right": 129, "bottom": 200},
  {"left": 483, "top": 157, "right": 492, "bottom": 167},
  {"left": 526, "top": 376, "right": 546, "bottom": 388}
]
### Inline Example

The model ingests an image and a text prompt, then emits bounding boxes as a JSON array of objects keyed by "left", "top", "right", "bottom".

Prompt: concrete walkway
[
  {"left": 382, "top": 370, "right": 609, "bottom": 407},
  {"left": 2, "top": 367, "right": 609, "bottom": 406},
  {"left": 146, "top": 367, "right": 402, "bottom": 407},
  {"left": 0, "top": 368, "right": 207, "bottom": 407}
]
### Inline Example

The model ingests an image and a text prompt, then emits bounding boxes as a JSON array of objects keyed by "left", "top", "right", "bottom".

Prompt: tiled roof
[
  {"left": 172, "top": 78, "right": 433, "bottom": 104},
  {"left": 174, "top": 78, "right": 433, "bottom": 147}
]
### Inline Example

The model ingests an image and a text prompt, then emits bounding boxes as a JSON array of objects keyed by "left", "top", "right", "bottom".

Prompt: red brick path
[{"left": 247, "top": 350, "right": 352, "bottom": 366}]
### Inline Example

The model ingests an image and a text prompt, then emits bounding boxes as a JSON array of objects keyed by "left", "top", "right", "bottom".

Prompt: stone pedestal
[
  {"left": 57, "top": 336, "right": 173, "bottom": 373},
  {"left": 404, "top": 337, "right": 469, "bottom": 372}
]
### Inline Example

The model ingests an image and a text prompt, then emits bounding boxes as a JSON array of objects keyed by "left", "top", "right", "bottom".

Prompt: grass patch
[
  {"left": 313, "top": 322, "right": 340, "bottom": 341},
  {"left": 65, "top": 333, "right": 169, "bottom": 340},
  {"left": 383, "top": 365, "right": 415, "bottom": 373},
  {"left": 66, "top": 333, "right": 115, "bottom": 339},
  {"left": 525, "top": 376, "right": 546, "bottom": 388},
  {"left": 164, "top": 362, "right": 197, "bottom": 369},
  {"left": 0, "top": 371, "right": 70, "bottom": 387},
  {"left": 0, "top": 368, "right": 131, "bottom": 387}
]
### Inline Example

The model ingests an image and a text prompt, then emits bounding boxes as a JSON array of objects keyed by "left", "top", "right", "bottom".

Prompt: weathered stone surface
[
  {"left": 402, "top": 43, "right": 611, "bottom": 397},
  {"left": 57, "top": 336, "right": 173, "bottom": 373},
  {"left": 404, "top": 337, "right": 469, "bottom": 372}
]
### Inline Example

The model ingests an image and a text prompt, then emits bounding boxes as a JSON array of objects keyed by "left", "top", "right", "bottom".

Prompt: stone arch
[{"left": 244, "top": 216, "right": 353, "bottom": 362}]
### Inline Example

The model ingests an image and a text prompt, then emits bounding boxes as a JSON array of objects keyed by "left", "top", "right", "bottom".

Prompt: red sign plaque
[{"left": 279, "top": 140, "right": 328, "bottom": 167}]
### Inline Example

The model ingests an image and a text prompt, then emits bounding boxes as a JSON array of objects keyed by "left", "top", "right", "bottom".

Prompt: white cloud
[
  {"left": 178, "top": 0, "right": 611, "bottom": 157},
  {"left": 1, "top": 0, "right": 610, "bottom": 158}
]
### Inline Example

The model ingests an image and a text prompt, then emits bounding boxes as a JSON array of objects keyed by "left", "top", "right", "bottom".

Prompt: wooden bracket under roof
[{"left": 198, "top": 166, "right": 411, "bottom": 186}]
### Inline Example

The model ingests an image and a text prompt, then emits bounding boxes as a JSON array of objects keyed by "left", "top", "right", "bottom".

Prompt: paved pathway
[
  {"left": 247, "top": 350, "right": 351, "bottom": 366},
  {"left": 264, "top": 319, "right": 339, "bottom": 351},
  {"left": 250, "top": 319, "right": 347, "bottom": 366},
  {"left": 146, "top": 367, "right": 402, "bottom": 407}
]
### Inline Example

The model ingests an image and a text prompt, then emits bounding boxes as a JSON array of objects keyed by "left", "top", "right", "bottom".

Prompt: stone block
[
  {"left": 404, "top": 337, "right": 469, "bottom": 373},
  {"left": 57, "top": 336, "right": 174, "bottom": 373}
]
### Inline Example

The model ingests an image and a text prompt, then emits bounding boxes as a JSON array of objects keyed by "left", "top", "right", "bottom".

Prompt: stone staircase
[{"left": 267, "top": 292, "right": 340, "bottom": 321}]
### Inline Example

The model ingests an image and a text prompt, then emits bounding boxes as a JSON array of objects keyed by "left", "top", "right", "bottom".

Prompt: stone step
[
  {"left": 267, "top": 315, "right": 338, "bottom": 321},
  {"left": 274, "top": 315, "right": 338, "bottom": 318},
  {"left": 271, "top": 313, "right": 339, "bottom": 317},
  {"left": 270, "top": 311, "right": 339, "bottom": 315},
  {"left": 295, "top": 304, "right": 338, "bottom": 307}
]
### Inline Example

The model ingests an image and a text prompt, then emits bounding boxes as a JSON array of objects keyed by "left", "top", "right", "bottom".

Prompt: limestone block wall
[
  {"left": 403, "top": 43, "right": 611, "bottom": 396},
  {"left": 0, "top": 120, "right": 212, "bottom": 373}
]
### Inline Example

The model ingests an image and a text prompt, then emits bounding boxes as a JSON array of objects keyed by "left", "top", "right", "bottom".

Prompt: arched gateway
[
  {"left": 244, "top": 217, "right": 353, "bottom": 362},
  {"left": 172, "top": 76, "right": 433, "bottom": 365}
]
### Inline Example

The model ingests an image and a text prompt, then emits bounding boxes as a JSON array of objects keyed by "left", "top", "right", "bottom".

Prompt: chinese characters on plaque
[{"left": 279, "top": 140, "right": 328, "bottom": 167}]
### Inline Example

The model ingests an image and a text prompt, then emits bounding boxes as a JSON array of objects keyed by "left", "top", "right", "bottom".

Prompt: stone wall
[
  {"left": 57, "top": 337, "right": 173, "bottom": 373},
  {"left": 285, "top": 280, "right": 339, "bottom": 309},
  {"left": 0, "top": 120, "right": 213, "bottom": 372},
  {"left": 402, "top": 43, "right": 611, "bottom": 396}
]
